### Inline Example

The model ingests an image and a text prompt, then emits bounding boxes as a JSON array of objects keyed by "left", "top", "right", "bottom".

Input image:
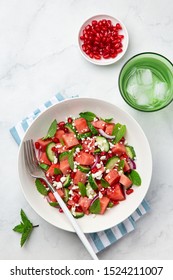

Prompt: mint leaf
[
  {"left": 113, "top": 124, "right": 126, "bottom": 143},
  {"left": 89, "top": 198, "right": 101, "bottom": 214},
  {"left": 49, "top": 202, "right": 59, "bottom": 207},
  {"left": 118, "top": 159, "right": 125, "bottom": 171},
  {"left": 128, "top": 170, "right": 142, "bottom": 186},
  {"left": 79, "top": 112, "right": 97, "bottom": 121},
  {"left": 78, "top": 182, "right": 87, "bottom": 197},
  {"left": 54, "top": 168, "right": 62, "bottom": 175},
  {"left": 35, "top": 178, "right": 48, "bottom": 196},
  {"left": 112, "top": 123, "right": 122, "bottom": 136},
  {"left": 101, "top": 117, "right": 113, "bottom": 123},
  {"left": 43, "top": 119, "right": 57, "bottom": 140},
  {"left": 100, "top": 178, "right": 110, "bottom": 188},
  {"left": 13, "top": 223, "right": 25, "bottom": 233},
  {"left": 20, "top": 226, "right": 32, "bottom": 247},
  {"left": 21, "top": 209, "right": 32, "bottom": 227},
  {"left": 13, "top": 209, "right": 39, "bottom": 247}
]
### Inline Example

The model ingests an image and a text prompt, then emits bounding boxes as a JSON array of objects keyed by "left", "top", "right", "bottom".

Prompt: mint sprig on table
[{"left": 13, "top": 209, "right": 39, "bottom": 247}]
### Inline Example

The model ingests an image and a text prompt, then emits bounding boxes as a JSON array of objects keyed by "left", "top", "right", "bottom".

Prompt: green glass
[{"left": 118, "top": 52, "right": 173, "bottom": 112}]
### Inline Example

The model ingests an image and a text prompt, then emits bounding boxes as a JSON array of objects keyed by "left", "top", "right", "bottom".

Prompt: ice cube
[
  {"left": 136, "top": 69, "right": 153, "bottom": 86},
  {"left": 136, "top": 93, "right": 150, "bottom": 106},
  {"left": 154, "top": 82, "right": 168, "bottom": 100},
  {"left": 141, "top": 69, "right": 153, "bottom": 85},
  {"left": 127, "top": 83, "right": 139, "bottom": 98}
]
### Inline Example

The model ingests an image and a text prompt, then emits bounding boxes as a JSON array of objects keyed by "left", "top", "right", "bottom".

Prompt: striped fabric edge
[
  {"left": 9, "top": 92, "right": 78, "bottom": 145},
  {"left": 9, "top": 92, "right": 151, "bottom": 254},
  {"left": 87, "top": 201, "right": 150, "bottom": 253}
]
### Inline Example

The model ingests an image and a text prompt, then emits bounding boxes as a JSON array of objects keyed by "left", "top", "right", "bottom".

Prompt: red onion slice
[
  {"left": 128, "top": 158, "right": 136, "bottom": 169},
  {"left": 90, "top": 194, "right": 99, "bottom": 206},
  {"left": 91, "top": 154, "right": 99, "bottom": 169},
  {"left": 99, "top": 129, "right": 115, "bottom": 139}
]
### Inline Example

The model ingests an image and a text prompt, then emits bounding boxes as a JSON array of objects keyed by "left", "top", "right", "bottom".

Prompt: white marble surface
[{"left": 0, "top": 0, "right": 173, "bottom": 260}]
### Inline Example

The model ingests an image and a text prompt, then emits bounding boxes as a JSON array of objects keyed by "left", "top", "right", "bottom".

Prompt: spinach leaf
[{"left": 128, "top": 170, "right": 142, "bottom": 186}]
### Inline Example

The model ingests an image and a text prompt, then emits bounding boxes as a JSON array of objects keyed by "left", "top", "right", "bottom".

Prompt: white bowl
[
  {"left": 78, "top": 15, "right": 129, "bottom": 65},
  {"left": 18, "top": 98, "right": 152, "bottom": 233}
]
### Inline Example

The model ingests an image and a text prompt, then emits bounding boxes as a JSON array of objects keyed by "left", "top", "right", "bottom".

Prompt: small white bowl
[{"left": 78, "top": 15, "right": 129, "bottom": 66}]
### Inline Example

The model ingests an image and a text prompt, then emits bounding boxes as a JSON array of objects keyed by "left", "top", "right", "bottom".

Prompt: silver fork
[{"left": 23, "top": 139, "right": 98, "bottom": 260}]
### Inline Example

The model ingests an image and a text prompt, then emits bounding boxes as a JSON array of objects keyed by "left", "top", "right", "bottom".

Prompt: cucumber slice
[
  {"left": 88, "top": 174, "right": 98, "bottom": 190},
  {"left": 63, "top": 174, "right": 71, "bottom": 188},
  {"left": 65, "top": 123, "right": 77, "bottom": 134},
  {"left": 39, "top": 163, "right": 49, "bottom": 171},
  {"left": 77, "top": 165, "right": 90, "bottom": 173},
  {"left": 72, "top": 211, "right": 84, "bottom": 219},
  {"left": 59, "top": 151, "right": 69, "bottom": 161},
  {"left": 95, "top": 136, "right": 110, "bottom": 152},
  {"left": 105, "top": 156, "right": 120, "bottom": 170},
  {"left": 64, "top": 189, "right": 69, "bottom": 202},
  {"left": 46, "top": 142, "right": 56, "bottom": 162},
  {"left": 86, "top": 183, "right": 96, "bottom": 199},
  {"left": 126, "top": 145, "right": 136, "bottom": 159},
  {"left": 94, "top": 148, "right": 101, "bottom": 154}
]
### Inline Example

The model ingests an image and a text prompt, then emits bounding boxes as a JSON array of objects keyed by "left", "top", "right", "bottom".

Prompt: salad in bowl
[{"left": 18, "top": 98, "right": 152, "bottom": 233}]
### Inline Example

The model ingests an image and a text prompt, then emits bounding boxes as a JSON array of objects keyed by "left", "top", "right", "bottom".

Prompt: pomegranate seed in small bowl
[{"left": 78, "top": 15, "right": 129, "bottom": 65}]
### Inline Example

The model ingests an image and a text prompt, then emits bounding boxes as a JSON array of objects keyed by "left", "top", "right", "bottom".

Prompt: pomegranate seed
[
  {"left": 35, "top": 142, "right": 40, "bottom": 149},
  {"left": 55, "top": 175, "right": 61, "bottom": 182},
  {"left": 67, "top": 205, "right": 72, "bottom": 209},
  {"left": 59, "top": 208, "right": 63, "bottom": 213},
  {"left": 118, "top": 34, "right": 124, "bottom": 39},
  {"left": 58, "top": 121, "right": 65, "bottom": 128},
  {"left": 126, "top": 188, "right": 134, "bottom": 195},
  {"left": 111, "top": 53, "right": 117, "bottom": 58},
  {"left": 92, "top": 20, "right": 97, "bottom": 25},
  {"left": 67, "top": 117, "right": 73, "bottom": 123},
  {"left": 52, "top": 137, "right": 59, "bottom": 143},
  {"left": 73, "top": 195, "right": 80, "bottom": 203},
  {"left": 70, "top": 172, "right": 76, "bottom": 179},
  {"left": 51, "top": 146, "right": 56, "bottom": 152},
  {"left": 108, "top": 152, "right": 113, "bottom": 158},
  {"left": 91, "top": 167, "right": 98, "bottom": 173},
  {"left": 94, "top": 54, "right": 101, "bottom": 59},
  {"left": 117, "top": 48, "right": 123, "bottom": 53},
  {"left": 116, "top": 23, "right": 122, "bottom": 30},
  {"left": 89, "top": 53, "right": 94, "bottom": 58},
  {"left": 75, "top": 206, "right": 83, "bottom": 212},
  {"left": 103, "top": 54, "right": 110, "bottom": 59},
  {"left": 113, "top": 201, "right": 119, "bottom": 205}
]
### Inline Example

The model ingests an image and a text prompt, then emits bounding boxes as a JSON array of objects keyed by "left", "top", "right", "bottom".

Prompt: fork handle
[{"left": 44, "top": 178, "right": 98, "bottom": 260}]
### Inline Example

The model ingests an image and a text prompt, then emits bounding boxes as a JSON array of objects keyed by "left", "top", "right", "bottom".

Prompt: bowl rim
[
  {"left": 118, "top": 52, "right": 173, "bottom": 112},
  {"left": 18, "top": 97, "right": 152, "bottom": 233},
  {"left": 78, "top": 14, "right": 129, "bottom": 66}
]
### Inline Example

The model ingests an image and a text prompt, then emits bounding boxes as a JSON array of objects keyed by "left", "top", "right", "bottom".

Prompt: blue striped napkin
[{"left": 10, "top": 92, "right": 150, "bottom": 254}]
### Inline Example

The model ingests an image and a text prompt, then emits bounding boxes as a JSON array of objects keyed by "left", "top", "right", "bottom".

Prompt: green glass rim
[{"left": 118, "top": 52, "right": 173, "bottom": 112}]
